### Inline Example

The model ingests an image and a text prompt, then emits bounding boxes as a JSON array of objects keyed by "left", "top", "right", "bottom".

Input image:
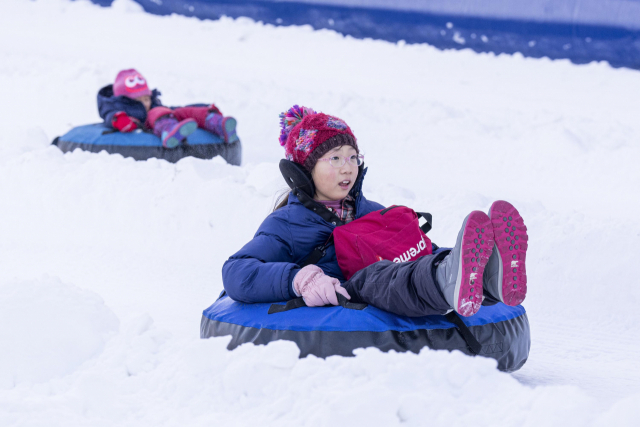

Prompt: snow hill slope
[{"left": 1, "top": 0, "right": 640, "bottom": 425}]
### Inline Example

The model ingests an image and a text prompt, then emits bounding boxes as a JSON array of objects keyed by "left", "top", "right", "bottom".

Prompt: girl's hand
[
  {"left": 112, "top": 111, "right": 140, "bottom": 132},
  {"left": 293, "top": 265, "right": 351, "bottom": 307}
]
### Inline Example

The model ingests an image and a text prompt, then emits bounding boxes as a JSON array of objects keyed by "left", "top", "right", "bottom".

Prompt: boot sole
[
  {"left": 488, "top": 201, "right": 528, "bottom": 306},
  {"left": 453, "top": 211, "right": 494, "bottom": 317},
  {"left": 163, "top": 119, "right": 197, "bottom": 149},
  {"left": 223, "top": 117, "right": 238, "bottom": 143}
]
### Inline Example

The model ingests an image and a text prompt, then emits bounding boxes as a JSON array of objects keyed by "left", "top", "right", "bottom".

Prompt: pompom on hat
[
  {"left": 113, "top": 68, "right": 151, "bottom": 99},
  {"left": 279, "top": 105, "right": 358, "bottom": 171}
]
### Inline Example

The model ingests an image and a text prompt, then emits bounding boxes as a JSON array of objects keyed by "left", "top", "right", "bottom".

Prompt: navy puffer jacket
[
  {"left": 222, "top": 170, "right": 384, "bottom": 303},
  {"left": 97, "top": 84, "right": 162, "bottom": 128}
]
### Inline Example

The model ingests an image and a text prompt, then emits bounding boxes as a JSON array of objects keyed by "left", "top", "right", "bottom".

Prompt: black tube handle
[{"left": 268, "top": 293, "right": 367, "bottom": 314}]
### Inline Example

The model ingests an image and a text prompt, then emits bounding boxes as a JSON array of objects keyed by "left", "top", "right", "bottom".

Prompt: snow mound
[
  {"left": 0, "top": 277, "right": 119, "bottom": 389},
  {"left": 0, "top": 332, "right": 607, "bottom": 426},
  {"left": 110, "top": 0, "right": 145, "bottom": 15},
  {"left": 162, "top": 340, "right": 596, "bottom": 426}
]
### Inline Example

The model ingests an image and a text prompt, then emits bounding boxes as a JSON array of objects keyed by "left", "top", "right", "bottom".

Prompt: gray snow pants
[{"left": 342, "top": 249, "right": 500, "bottom": 317}]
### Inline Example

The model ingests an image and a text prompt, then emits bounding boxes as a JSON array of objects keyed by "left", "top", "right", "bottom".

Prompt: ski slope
[{"left": 1, "top": 0, "right": 640, "bottom": 425}]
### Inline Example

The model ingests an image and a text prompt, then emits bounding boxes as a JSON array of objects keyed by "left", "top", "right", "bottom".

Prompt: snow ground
[{"left": 1, "top": 0, "right": 640, "bottom": 425}]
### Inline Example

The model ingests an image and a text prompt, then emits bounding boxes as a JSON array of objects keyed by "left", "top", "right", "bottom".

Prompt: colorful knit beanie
[
  {"left": 113, "top": 69, "right": 151, "bottom": 99},
  {"left": 279, "top": 105, "right": 358, "bottom": 171}
]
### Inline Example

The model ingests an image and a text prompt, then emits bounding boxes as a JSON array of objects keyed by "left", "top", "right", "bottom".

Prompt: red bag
[{"left": 333, "top": 205, "right": 433, "bottom": 280}]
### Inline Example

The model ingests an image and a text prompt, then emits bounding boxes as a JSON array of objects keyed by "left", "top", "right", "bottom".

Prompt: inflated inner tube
[
  {"left": 52, "top": 123, "right": 242, "bottom": 165},
  {"left": 201, "top": 293, "right": 530, "bottom": 372}
]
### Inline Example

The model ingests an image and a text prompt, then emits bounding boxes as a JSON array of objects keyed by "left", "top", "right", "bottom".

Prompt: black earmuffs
[
  {"left": 278, "top": 159, "right": 365, "bottom": 226},
  {"left": 279, "top": 159, "right": 315, "bottom": 197},
  {"left": 279, "top": 159, "right": 364, "bottom": 199}
]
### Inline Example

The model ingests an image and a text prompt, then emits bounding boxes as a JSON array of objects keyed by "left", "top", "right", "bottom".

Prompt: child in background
[{"left": 97, "top": 69, "right": 238, "bottom": 148}]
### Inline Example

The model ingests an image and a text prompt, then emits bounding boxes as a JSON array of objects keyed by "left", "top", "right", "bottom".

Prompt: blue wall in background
[{"left": 93, "top": 0, "right": 640, "bottom": 69}]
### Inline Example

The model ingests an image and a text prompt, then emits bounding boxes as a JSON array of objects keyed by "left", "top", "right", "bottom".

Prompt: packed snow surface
[{"left": 1, "top": 0, "right": 640, "bottom": 425}]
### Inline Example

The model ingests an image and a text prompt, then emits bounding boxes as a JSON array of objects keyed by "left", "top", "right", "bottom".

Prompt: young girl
[
  {"left": 222, "top": 106, "right": 528, "bottom": 317},
  {"left": 97, "top": 69, "right": 238, "bottom": 148}
]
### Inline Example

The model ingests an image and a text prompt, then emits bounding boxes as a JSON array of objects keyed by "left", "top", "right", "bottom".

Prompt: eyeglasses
[{"left": 317, "top": 154, "right": 365, "bottom": 168}]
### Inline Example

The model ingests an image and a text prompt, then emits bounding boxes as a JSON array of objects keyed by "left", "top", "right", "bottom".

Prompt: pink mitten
[{"left": 293, "top": 265, "right": 351, "bottom": 307}]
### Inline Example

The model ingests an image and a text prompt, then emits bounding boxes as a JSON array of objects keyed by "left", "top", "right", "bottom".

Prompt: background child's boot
[
  {"left": 484, "top": 201, "right": 528, "bottom": 306},
  {"left": 154, "top": 116, "right": 197, "bottom": 148},
  {"left": 204, "top": 112, "right": 238, "bottom": 143},
  {"left": 436, "top": 211, "right": 494, "bottom": 317}
]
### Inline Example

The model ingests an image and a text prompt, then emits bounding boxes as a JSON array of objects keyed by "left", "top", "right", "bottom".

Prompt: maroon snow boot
[{"left": 204, "top": 113, "right": 238, "bottom": 143}]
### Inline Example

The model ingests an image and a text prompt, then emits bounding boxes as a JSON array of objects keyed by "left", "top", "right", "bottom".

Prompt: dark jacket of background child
[{"left": 97, "top": 84, "right": 162, "bottom": 129}]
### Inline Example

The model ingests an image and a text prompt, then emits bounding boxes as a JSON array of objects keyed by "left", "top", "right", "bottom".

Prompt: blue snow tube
[
  {"left": 201, "top": 293, "right": 530, "bottom": 372},
  {"left": 52, "top": 123, "right": 242, "bottom": 165}
]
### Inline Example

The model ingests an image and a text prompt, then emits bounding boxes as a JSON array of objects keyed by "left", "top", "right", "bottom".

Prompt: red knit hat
[
  {"left": 279, "top": 105, "right": 358, "bottom": 171},
  {"left": 113, "top": 69, "right": 151, "bottom": 99}
]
